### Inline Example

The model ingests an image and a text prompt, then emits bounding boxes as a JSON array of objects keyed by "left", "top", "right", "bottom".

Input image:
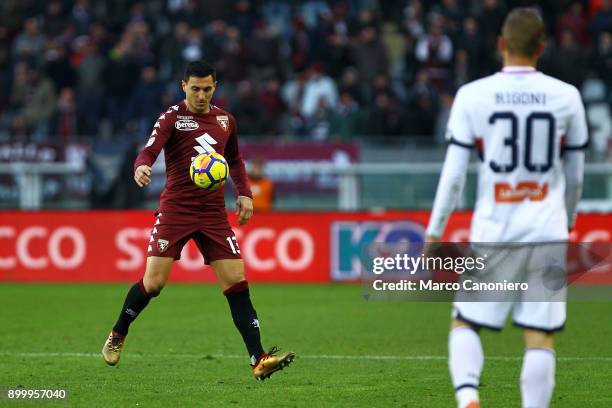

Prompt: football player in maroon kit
[{"left": 102, "top": 60, "right": 294, "bottom": 380}]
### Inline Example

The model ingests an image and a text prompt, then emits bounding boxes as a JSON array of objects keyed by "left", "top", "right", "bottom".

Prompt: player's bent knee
[
  {"left": 452, "top": 318, "right": 480, "bottom": 332},
  {"left": 210, "top": 259, "right": 246, "bottom": 290},
  {"left": 143, "top": 256, "right": 173, "bottom": 296},
  {"left": 524, "top": 328, "right": 554, "bottom": 350},
  {"left": 142, "top": 278, "right": 165, "bottom": 297}
]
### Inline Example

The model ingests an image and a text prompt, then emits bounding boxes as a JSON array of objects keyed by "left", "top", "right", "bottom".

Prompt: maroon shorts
[{"left": 147, "top": 212, "right": 241, "bottom": 264}]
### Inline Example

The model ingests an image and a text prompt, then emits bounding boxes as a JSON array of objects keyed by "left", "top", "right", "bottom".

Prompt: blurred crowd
[{"left": 0, "top": 0, "right": 611, "bottom": 148}]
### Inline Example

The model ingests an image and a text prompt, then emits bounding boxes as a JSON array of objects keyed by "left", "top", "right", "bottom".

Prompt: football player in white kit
[{"left": 426, "top": 8, "right": 587, "bottom": 408}]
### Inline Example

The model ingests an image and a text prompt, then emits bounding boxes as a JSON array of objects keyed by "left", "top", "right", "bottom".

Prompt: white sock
[
  {"left": 456, "top": 388, "right": 479, "bottom": 408},
  {"left": 449, "top": 327, "right": 483, "bottom": 407},
  {"left": 521, "top": 348, "right": 556, "bottom": 408}
]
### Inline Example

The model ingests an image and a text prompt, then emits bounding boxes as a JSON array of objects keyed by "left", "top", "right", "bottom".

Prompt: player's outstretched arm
[
  {"left": 236, "top": 196, "right": 253, "bottom": 226},
  {"left": 134, "top": 165, "right": 152, "bottom": 187},
  {"left": 426, "top": 144, "right": 471, "bottom": 239}
]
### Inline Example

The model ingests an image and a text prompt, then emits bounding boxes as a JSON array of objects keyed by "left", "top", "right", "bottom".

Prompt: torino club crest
[
  {"left": 157, "top": 239, "right": 169, "bottom": 253},
  {"left": 216, "top": 115, "right": 229, "bottom": 132}
]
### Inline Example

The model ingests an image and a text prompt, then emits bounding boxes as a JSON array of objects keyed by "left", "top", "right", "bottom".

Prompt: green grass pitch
[{"left": 1, "top": 284, "right": 611, "bottom": 407}]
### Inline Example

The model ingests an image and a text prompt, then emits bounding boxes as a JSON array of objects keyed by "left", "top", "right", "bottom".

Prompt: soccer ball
[{"left": 190, "top": 152, "right": 228, "bottom": 190}]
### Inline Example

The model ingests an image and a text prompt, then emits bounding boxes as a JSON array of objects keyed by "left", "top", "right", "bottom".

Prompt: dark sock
[
  {"left": 224, "top": 281, "right": 265, "bottom": 364},
  {"left": 112, "top": 279, "right": 155, "bottom": 336}
]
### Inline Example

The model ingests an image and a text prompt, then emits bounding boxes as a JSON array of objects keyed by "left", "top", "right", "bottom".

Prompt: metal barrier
[
  {"left": 0, "top": 161, "right": 610, "bottom": 211},
  {"left": 0, "top": 162, "right": 85, "bottom": 210}
]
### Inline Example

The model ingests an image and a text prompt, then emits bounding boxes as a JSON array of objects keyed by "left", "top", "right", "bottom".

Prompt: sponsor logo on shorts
[
  {"left": 175, "top": 119, "right": 199, "bottom": 131},
  {"left": 216, "top": 115, "right": 229, "bottom": 132},
  {"left": 157, "top": 239, "right": 170, "bottom": 253}
]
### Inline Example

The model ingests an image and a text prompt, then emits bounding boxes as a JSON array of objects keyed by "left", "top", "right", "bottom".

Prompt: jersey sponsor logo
[
  {"left": 157, "top": 239, "right": 169, "bottom": 253},
  {"left": 494, "top": 181, "right": 548, "bottom": 202},
  {"left": 194, "top": 133, "right": 217, "bottom": 154},
  {"left": 175, "top": 119, "right": 199, "bottom": 131},
  {"left": 216, "top": 115, "right": 229, "bottom": 132},
  {"left": 177, "top": 115, "right": 193, "bottom": 119}
]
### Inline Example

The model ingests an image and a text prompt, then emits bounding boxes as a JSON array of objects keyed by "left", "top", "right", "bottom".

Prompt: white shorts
[
  {"left": 453, "top": 301, "right": 566, "bottom": 332},
  {"left": 452, "top": 243, "right": 567, "bottom": 332}
]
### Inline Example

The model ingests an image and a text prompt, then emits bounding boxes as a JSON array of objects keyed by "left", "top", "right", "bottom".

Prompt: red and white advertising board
[{"left": 0, "top": 211, "right": 609, "bottom": 283}]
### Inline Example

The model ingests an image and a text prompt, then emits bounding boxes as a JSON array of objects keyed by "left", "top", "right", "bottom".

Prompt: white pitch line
[{"left": 1, "top": 352, "right": 611, "bottom": 362}]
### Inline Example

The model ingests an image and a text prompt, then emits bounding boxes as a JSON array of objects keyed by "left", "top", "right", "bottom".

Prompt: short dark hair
[
  {"left": 502, "top": 8, "right": 545, "bottom": 57},
  {"left": 184, "top": 60, "right": 216, "bottom": 82}
]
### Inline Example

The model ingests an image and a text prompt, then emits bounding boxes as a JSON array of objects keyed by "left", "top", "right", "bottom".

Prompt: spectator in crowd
[
  {"left": 22, "top": 68, "right": 57, "bottom": 141},
  {"left": 216, "top": 26, "right": 248, "bottom": 84},
  {"left": 44, "top": 0, "right": 67, "bottom": 39},
  {"left": 12, "top": 17, "right": 46, "bottom": 63},
  {"left": 245, "top": 20, "right": 282, "bottom": 80},
  {"left": 104, "top": 34, "right": 143, "bottom": 131},
  {"left": 593, "top": 32, "right": 612, "bottom": 90},
  {"left": 405, "top": 69, "right": 438, "bottom": 138},
  {"left": 159, "top": 21, "right": 192, "bottom": 81},
  {"left": 130, "top": 66, "right": 164, "bottom": 137},
  {"left": 230, "top": 79, "right": 266, "bottom": 135},
  {"left": 452, "top": 49, "right": 470, "bottom": 89},
  {"left": 300, "top": 62, "right": 339, "bottom": 119},
  {"left": 589, "top": 0, "right": 612, "bottom": 46},
  {"left": 45, "top": 41, "right": 76, "bottom": 91},
  {"left": 259, "top": 78, "right": 285, "bottom": 136},
  {"left": 281, "top": 71, "right": 308, "bottom": 136},
  {"left": 351, "top": 25, "right": 389, "bottom": 86},
  {"left": 415, "top": 14, "right": 453, "bottom": 90},
  {"left": 434, "top": 92, "right": 453, "bottom": 144},
  {"left": 553, "top": 30, "right": 589, "bottom": 88},
  {"left": 330, "top": 90, "right": 361, "bottom": 140},
  {"left": 366, "top": 91, "right": 405, "bottom": 137},
  {"left": 248, "top": 158, "right": 275, "bottom": 212},
  {"left": 402, "top": 0, "right": 425, "bottom": 39},
  {"left": 401, "top": 30, "right": 419, "bottom": 88},
  {"left": 0, "top": 0, "right": 607, "bottom": 152},
  {"left": 437, "top": 0, "right": 464, "bottom": 41},
  {"left": 457, "top": 17, "right": 483, "bottom": 81},
  {"left": 339, "top": 66, "right": 363, "bottom": 104},
  {"left": 290, "top": 16, "right": 314, "bottom": 73},
  {"left": 557, "top": 2, "right": 590, "bottom": 48},
  {"left": 230, "top": 0, "right": 257, "bottom": 37},
  {"left": 478, "top": 0, "right": 506, "bottom": 74},
  {"left": 0, "top": 47, "right": 10, "bottom": 117},
  {"left": 71, "top": 0, "right": 94, "bottom": 36},
  {"left": 75, "top": 40, "right": 105, "bottom": 136},
  {"left": 50, "top": 87, "right": 78, "bottom": 144},
  {"left": 307, "top": 97, "right": 333, "bottom": 140}
]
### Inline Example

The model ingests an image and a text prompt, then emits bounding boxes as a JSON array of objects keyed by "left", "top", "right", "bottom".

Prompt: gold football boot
[
  {"left": 102, "top": 331, "right": 125, "bottom": 366},
  {"left": 252, "top": 347, "right": 295, "bottom": 381}
]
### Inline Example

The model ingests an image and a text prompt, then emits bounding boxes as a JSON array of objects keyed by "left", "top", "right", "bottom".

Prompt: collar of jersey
[{"left": 501, "top": 66, "right": 538, "bottom": 74}]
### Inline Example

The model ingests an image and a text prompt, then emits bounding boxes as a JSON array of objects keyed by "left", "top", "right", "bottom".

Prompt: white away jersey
[{"left": 447, "top": 66, "right": 588, "bottom": 242}]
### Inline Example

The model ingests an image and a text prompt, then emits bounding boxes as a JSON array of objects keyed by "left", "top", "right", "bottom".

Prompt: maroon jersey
[{"left": 134, "top": 101, "right": 251, "bottom": 216}]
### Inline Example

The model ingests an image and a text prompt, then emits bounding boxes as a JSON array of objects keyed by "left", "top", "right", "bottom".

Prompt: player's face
[{"left": 182, "top": 75, "right": 216, "bottom": 113}]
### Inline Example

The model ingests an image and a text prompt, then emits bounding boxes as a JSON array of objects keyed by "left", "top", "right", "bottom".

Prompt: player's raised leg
[
  {"left": 520, "top": 329, "right": 556, "bottom": 408},
  {"left": 211, "top": 259, "right": 295, "bottom": 380},
  {"left": 102, "top": 256, "right": 173, "bottom": 365},
  {"left": 449, "top": 319, "right": 483, "bottom": 408}
]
